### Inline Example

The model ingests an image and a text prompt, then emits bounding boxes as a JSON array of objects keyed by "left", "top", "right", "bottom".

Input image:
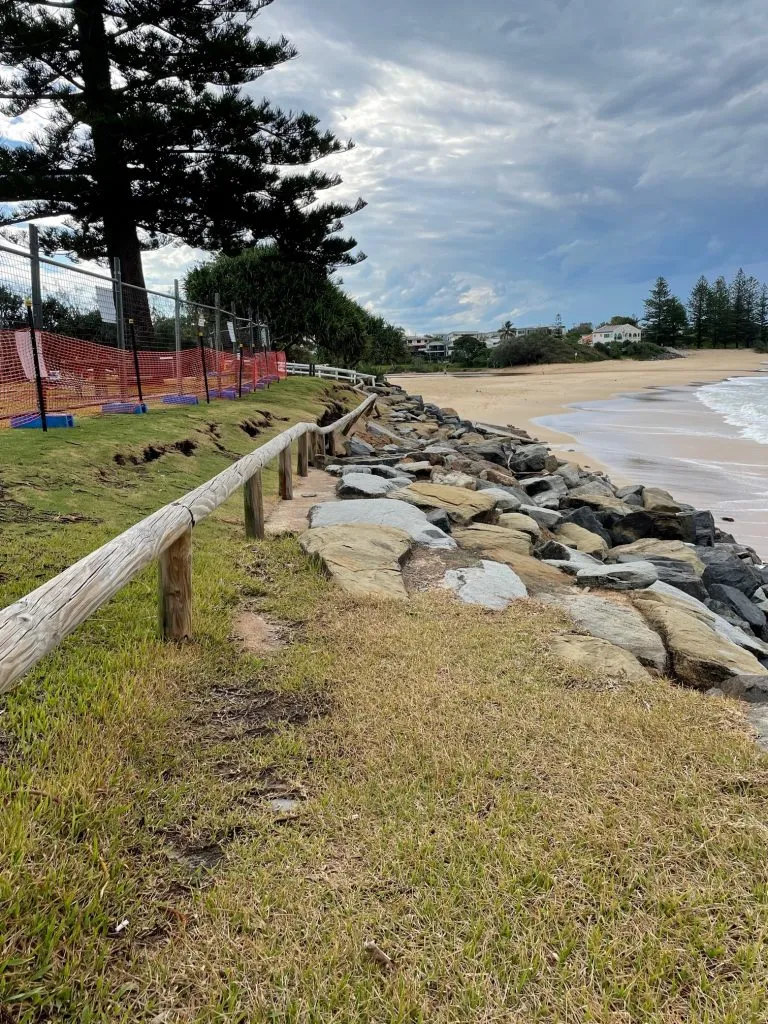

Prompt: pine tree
[
  {"left": 758, "top": 285, "right": 768, "bottom": 349},
  {"left": 0, "top": 1, "right": 364, "bottom": 295},
  {"left": 730, "top": 268, "right": 751, "bottom": 347},
  {"left": 707, "top": 276, "right": 731, "bottom": 348},
  {"left": 642, "top": 276, "right": 675, "bottom": 345},
  {"left": 687, "top": 275, "right": 710, "bottom": 348}
]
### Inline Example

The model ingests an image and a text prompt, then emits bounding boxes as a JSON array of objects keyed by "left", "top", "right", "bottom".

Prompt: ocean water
[
  {"left": 536, "top": 378, "right": 768, "bottom": 558},
  {"left": 697, "top": 376, "right": 768, "bottom": 444}
]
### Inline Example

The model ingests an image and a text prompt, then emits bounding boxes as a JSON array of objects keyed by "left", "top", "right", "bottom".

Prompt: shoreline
[{"left": 391, "top": 351, "right": 767, "bottom": 476}]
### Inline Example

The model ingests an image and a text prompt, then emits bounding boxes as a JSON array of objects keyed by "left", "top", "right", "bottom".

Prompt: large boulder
[
  {"left": 443, "top": 559, "right": 528, "bottom": 610},
  {"left": 560, "top": 506, "right": 612, "bottom": 546},
  {"left": 497, "top": 512, "right": 541, "bottom": 538},
  {"left": 389, "top": 482, "right": 497, "bottom": 525},
  {"left": 616, "top": 484, "right": 645, "bottom": 506},
  {"left": 610, "top": 509, "right": 697, "bottom": 545},
  {"left": 702, "top": 558, "right": 762, "bottom": 598},
  {"left": 430, "top": 468, "right": 477, "bottom": 489},
  {"left": 479, "top": 487, "right": 524, "bottom": 512},
  {"left": 609, "top": 539, "right": 705, "bottom": 573},
  {"left": 519, "top": 505, "right": 563, "bottom": 529},
  {"left": 562, "top": 492, "right": 633, "bottom": 516},
  {"left": 707, "top": 583, "right": 767, "bottom": 636},
  {"left": 551, "top": 634, "right": 651, "bottom": 683},
  {"left": 553, "top": 462, "right": 582, "bottom": 489},
  {"left": 509, "top": 443, "right": 550, "bottom": 473},
  {"left": 541, "top": 592, "right": 668, "bottom": 671},
  {"left": 300, "top": 524, "right": 412, "bottom": 601},
  {"left": 694, "top": 510, "right": 716, "bottom": 547},
  {"left": 633, "top": 595, "right": 768, "bottom": 688},
  {"left": 309, "top": 498, "right": 456, "bottom": 550},
  {"left": 575, "top": 561, "right": 658, "bottom": 591},
  {"left": 642, "top": 558, "right": 708, "bottom": 601},
  {"left": 568, "top": 479, "right": 616, "bottom": 499},
  {"left": 556, "top": 522, "right": 609, "bottom": 559},
  {"left": 456, "top": 440, "right": 508, "bottom": 465},
  {"left": 336, "top": 473, "right": 399, "bottom": 498},
  {"left": 645, "top": 581, "right": 768, "bottom": 659},
  {"left": 453, "top": 523, "right": 533, "bottom": 559},
  {"left": 521, "top": 475, "right": 568, "bottom": 500},
  {"left": 643, "top": 487, "right": 682, "bottom": 513}
]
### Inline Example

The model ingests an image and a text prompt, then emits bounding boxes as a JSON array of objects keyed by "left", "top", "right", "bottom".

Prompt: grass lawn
[{"left": 1, "top": 379, "right": 768, "bottom": 1022}]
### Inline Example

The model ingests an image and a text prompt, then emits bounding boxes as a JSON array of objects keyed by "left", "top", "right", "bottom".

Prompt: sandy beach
[
  {"left": 392, "top": 351, "right": 766, "bottom": 451},
  {"left": 392, "top": 351, "right": 768, "bottom": 556}
]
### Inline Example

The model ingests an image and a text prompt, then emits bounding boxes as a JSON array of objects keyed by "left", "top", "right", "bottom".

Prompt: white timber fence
[
  {"left": 0, "top": 392, "right": 377, "bottom": 694},
  {"left": 286, "top": 362, "right": 376, "bottom": 387}
]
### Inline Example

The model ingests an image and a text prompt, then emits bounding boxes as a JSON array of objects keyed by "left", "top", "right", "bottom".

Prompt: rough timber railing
[
  {"left": 286, "top": 362, "right": 376, "bottom": 387},
  {"left": 0, "top": 392, "right": 377, "bottom": 694}
]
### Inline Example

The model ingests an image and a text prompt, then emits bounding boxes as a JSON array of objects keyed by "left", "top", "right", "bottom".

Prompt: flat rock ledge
[
  {"left": 443, "top": 560, "right": 527, "bottom": 610},
  {"left": 300, "top": 524, "right": 413, "bottom": 601}
]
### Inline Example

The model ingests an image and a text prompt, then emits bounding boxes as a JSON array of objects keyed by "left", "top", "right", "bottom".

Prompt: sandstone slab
[
  {"left": 443, "top": 559, "right": 528, "bottom": 610},
  {"left": 609, "top": 539, "right": 705, "bottom": 573},
  {"left": 556, "top": 522, "right": 609, "bottom": 559},
  {"left": 542, "top": 592, "right": 668, "bottom": 671},
  {"left": 576, "top": 561, "right": 658, "bottom": 591},
  {"left": 453, "top": 523, "right": 533, "bottom": 559},
  {"left": 633, "top": 595, "right": 768, "bottom": 688},
  {"left": 300, "top": 524, "right": 413, "bottom": 600},
  {"left": 390, "top": 482, "right": 497, "bottom": 524},
  {"left": 309, "top": 499, "right": 456, "bottom": 549},
  {"left": 551, "top": 634, "right": 651, "bottom": 683},
  {"left": 497, "top": 512, "right": 541, "bottom": 538}
]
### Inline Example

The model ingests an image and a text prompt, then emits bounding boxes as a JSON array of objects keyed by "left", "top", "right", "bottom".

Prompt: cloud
[{"left": 4, "top": 0, "right": 768, "bottom": 332}]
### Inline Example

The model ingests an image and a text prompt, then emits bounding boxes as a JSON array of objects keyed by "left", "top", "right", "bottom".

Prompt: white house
[{"left": 590, "top": 323, "right": 642, "bottom": 345}]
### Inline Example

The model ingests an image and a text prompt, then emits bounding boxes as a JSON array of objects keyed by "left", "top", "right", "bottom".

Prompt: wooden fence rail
[{"left": 0, "top": 392, "right": 376, "bottom": 694}]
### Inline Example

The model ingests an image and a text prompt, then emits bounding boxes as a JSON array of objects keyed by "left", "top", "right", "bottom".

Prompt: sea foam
[{"left": 697, "top": 376, "right": 768, "bottom": 445}]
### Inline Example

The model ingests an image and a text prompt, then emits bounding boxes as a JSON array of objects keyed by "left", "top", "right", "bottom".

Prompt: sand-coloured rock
[
  {"left": 300, "top": 524, "right": 413, "bottom": 600},
  {"left": 633, "top": 596, "right": 768, "bottom": 687},
  {"left": 609, "top": 538, "right": 705, "bottom": 573},
  {"left": 389, "top": 482, "right": 497, "bottom": 524},
  {"left": 551, "top": 634, "right": 651, "bottom": 683},
  {"left": 453, "top": 523, "right": 533, "bottom": 559},
  {"left": 556, "top": 522, "right": 609, "bottom": 559}
]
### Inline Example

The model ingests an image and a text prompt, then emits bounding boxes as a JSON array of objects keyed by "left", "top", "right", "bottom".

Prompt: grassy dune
[{"left": 1, "top": 380, "right": 768, "bottom": 1022}]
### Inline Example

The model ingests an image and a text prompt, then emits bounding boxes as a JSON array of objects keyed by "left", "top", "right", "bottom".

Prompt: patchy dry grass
[{"left": 2, "top": 382, "right": 768, "bottom": 1021}]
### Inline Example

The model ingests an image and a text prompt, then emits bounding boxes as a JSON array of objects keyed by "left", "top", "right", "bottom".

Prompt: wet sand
[{"left": 391, "top": 352, "right": 768, "bottom": 556}]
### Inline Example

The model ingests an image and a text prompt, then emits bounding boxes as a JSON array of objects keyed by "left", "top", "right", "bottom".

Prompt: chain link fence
[{"left": 0, "top": 233, "right": 284, "bottom": 422}]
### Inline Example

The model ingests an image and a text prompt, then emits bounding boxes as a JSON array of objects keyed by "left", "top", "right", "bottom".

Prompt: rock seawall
[{"left": 297, "top": 382, "right": 768, "bottom": 747}]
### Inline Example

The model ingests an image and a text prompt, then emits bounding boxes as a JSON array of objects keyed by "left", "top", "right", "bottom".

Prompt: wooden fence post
[
  {"left": 244, "top": 469, "right": 265, "bottom": 539},
  {"left": 158, "top": 527, "right": 192, "bottom": 640},
  {"left": 278, "top": 445, "right": 293, "bottom": 500},
  {"left": 297, "top": 432, "right": 309, "bottom": 477}
]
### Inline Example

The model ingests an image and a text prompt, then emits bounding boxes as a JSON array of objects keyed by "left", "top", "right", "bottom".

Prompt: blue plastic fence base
[
  {"left": 102, "top": 402, "right": 147, "bottom": 414},
  {"left": 209, "top": 388, "right": 239, "bottom": 400},
  {"left": 11, "top": 412, "right": 75, "bottom": 429},
  {"left": 161, "top": 394, "right": 199, "bottom": 406}
]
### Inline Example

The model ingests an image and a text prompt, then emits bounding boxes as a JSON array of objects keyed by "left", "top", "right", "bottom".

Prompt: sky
[{"left": 3, "top": 0, "right": 768, "bottom": 333}]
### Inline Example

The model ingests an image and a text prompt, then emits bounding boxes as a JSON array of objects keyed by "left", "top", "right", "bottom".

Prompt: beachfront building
[{"left": 590, "top": 323, "right": 642, "bottom": 345}]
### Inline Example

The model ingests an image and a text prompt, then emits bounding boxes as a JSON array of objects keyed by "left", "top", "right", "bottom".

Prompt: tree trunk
[{"left": 73, "top": 1, "right": 154, "bottom": 344}]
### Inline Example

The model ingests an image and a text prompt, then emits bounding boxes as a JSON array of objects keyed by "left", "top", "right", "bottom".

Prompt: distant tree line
[{"left": 643, "top": 272, "right": 768, "bottom": 349}]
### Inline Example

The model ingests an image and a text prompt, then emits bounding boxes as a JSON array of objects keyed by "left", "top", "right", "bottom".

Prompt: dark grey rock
[
  {"left": 537, "top": 540, "right": 573, "bottom": 561},
  {"left": 521, "top": 474, "right": 568, "bottom": 499},
  {"left": 575, "top": 561, "right": 658, "bottom": 591},
  {"left": 347, "top": 438, "right": 376, "bottom": 457},
  {"left": 703, "top": 558, "right": 762, "bottom": 598},
  {"left": 457, "top": 440, "right": 508, "bottom": 465},
  {"left": 509, "top": 444, "right": 549, "bottom": 473},
  {"left": 553, "top": 462, "right": 582, "bottom": 488},
  {"left": 720, "top": 675, "right": 768, "bottom": 703},
  {"left": 642, "top": 558, "right": 708, "bottom": 600},
  {"left": 336, "top": 473, "right": 398, "bottom": 498},
  {"left": 560, "top": 507, "right": 612, "bottom": 547},
  {"left": 693, "top": 510, "right": 716, "bottom": 547},
  {"left": 616, "top": 484, "right": 645, "bottom": 506},
  {"left": 518, "top": 504, "right": 563, "bottom": 529},
  {"left": 426, "top": 508, "right": 452, "bottom": 534},
  {"left": 708, "top": 584, "right": 767, "bottom": 634},
  {"left": 706, "top": 600, "right": 754, "bottom": 634}
]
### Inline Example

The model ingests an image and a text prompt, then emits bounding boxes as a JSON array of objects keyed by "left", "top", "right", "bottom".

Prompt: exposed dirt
[
  {"left": 113, "top": 439, "right": 198, "bottom": 466},
  {"left": 192, "top": 684, "right": 331, "bottom": 742},
  {"left": 231, "top": 610, "right": 293, "bottom": 654},
  {"left": 239, "top": 415, "right": 272, "bottom": 438},
  {"left": 402, "top": 546, "right": 480, "bottom": 593}
]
